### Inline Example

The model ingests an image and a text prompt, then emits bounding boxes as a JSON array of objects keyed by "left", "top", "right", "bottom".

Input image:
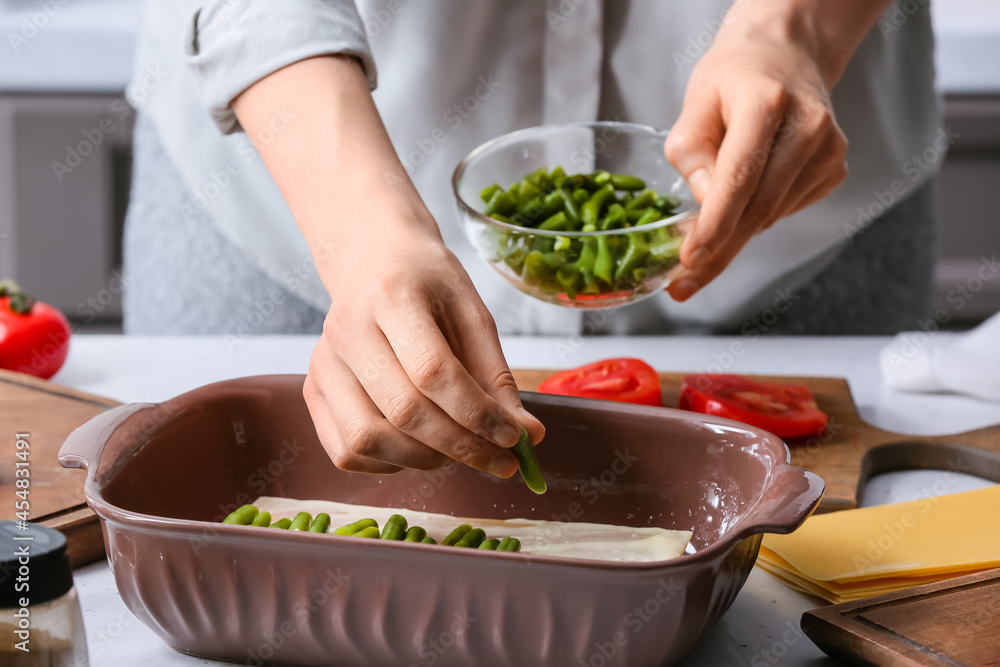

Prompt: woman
[{"left": 123, "top": 0, "right": 939, "bottom": 476}]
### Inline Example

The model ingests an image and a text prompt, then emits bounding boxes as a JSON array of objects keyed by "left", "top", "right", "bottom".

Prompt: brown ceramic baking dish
[{"left": 59, "top": 374, "right": 823, "bottom": 667}]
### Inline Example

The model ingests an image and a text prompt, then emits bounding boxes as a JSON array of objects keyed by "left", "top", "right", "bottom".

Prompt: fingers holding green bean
[{"left": 512, "top": 426, "right": 547, "bottom": 495}]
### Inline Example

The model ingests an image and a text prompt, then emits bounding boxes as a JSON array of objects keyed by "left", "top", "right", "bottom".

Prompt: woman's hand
[
  {"left": 304, "top": 220, "right": 544, "bottom": 475},
  {"left": 663, "top": 0, "right": 892, "bottom": 301},
  {"left": 233, "top": 55, "right": 543, "bottom": 476}
]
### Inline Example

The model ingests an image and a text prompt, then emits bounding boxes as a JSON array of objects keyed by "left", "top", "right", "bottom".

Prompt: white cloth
[
  {"left": 880, "top": 310, "right": 1000, "bottom": 403},
  {"left": 130, "top": 0, "right": 941, "bottom": 334}
]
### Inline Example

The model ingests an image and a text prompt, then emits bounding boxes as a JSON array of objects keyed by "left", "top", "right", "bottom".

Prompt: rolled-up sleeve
[{"left": 180, "top": 0, "right": 377, "bottom": 134}]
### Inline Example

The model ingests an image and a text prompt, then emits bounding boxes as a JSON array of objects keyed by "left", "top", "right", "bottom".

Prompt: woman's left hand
[{"left": 663, "top": 3, "right": 857, "bottom": 301}]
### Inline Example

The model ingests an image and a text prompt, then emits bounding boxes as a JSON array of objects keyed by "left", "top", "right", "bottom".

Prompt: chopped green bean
[
  {"left": 478, "top": 538, "right": 501, "bottom": 550},
  {"left": 380, "top": 514, "right": 408, "bottom": 540},
  {"left": 582, "top": 184, "right": 616, "bottom": 227},
  {"left": 610, "top": 173, "right": 646, "bottom": 190},
  {"left": 472, "top": 162, "right": 688, "bottom": 302},
  {"left": 614, "top": 233, "right": 650, "bottom": 283},
  {"left": 335, "top": 518, "right": 378, "bottom": 536},
  {"left": 498, "top": 537, "right": 522, "bottom": 553},
  {"left": 635, "top": 208, "right": 662, "bottom": 226},
  {"left": 480, "top": 183, "right": 502, "bottom": 203},
  {"left": 270, "top": 518, "right": 292, "bottom": 530},
  {"left": 251, "top": 510, "right": 271, "bottom": 527},
  {"left": 539, "top": 211, "right": 569, "bottom": 231},
  {"left": 309, "top": 513, "right": 331, "bottom": 533},
  {"left": 519, "top": 178, "right": 541, "bottom": 202},
  {"left": 594, "top": 236, "right": 614, "bottom": 285},
  {"left": 625, "top": 190, "right": 656, "bottom": 210},
  {"left": 223, "top": 505, "right": 259, "bottom": 525},
  {"left": 420, "top": 536, "right": 437, "bottom": 545},
  {"left": 354, "top": 526, "right": 381, "bottom": 539},
  {"left": 403, "top": 526, "right": 427, "bottom": 542},
  {"left": 289, "top": 512, "right": 312, "bottom": 531},
  {"left": 484, "top": 189, "right": 516, "bottom": 217},
  {"left": 455, "top": 528, "right": 487, "bottom": 548},
  {"left": 442, "top": 524, "right": 473, "bottom": 546}
]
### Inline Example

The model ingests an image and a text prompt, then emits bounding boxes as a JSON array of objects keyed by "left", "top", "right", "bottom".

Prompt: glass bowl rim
[{"left": 452, "top": 121, "right": 701, "bottom": 239}]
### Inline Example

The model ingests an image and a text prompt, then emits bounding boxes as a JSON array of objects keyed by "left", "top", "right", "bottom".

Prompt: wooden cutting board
[
  {"left": 801, "top": 567, "right": 1000, "bottom": 665},
  {"left": 0, "top": 369, "right": 119, "bottom": 566},
  {"left": 512, "top": 370, "right": 1000, "bottom": 512}
]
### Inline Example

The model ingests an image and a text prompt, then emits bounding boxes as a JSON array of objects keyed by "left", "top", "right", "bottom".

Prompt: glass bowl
[{"left": 453, "top": 122, "right": 699, "bottom": 309}]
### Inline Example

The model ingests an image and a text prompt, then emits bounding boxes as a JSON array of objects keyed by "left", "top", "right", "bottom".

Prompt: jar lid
[{"left": 0, "top": 522, "right": 73, "bottom": 608}]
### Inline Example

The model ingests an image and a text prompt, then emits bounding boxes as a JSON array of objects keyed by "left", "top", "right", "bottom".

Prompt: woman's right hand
[
  {"left": 303, "top": 220, "right": 544, "bottom": 476},
  {"left": 232, "top": 55, "right": 543, "bottom": 476}
]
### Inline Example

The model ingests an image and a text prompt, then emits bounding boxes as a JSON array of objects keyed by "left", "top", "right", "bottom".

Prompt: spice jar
[{"left": 1, "top": 521, "right": 88, "bottom": 666}]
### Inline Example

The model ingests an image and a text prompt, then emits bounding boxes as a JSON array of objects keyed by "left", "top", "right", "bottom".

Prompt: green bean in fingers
[{"left": 512, "top": 426, "right": 547, "bottom": 494}]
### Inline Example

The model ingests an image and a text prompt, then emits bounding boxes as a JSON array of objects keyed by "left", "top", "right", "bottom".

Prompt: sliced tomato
[
  {"left": 538, "top": 358, "right": 662, "bottom": 406},
  {"left": 678, "top": 374, "right": 827, "bottom": 438}
]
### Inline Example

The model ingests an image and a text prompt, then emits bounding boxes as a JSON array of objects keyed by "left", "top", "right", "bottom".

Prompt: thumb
[{"left": 664, "top": 97, "right": 723, "bottom": 203}]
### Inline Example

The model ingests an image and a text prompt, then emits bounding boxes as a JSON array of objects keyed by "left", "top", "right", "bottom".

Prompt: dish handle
[
  {"left": 58, "top": 402, "right": 154, "bottom": 473},
  {"left": 729, "top": 466, "right": 825, "bottom": 541}
]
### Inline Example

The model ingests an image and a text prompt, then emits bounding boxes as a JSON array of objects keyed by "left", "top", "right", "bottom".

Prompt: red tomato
[
  {"left": 538, "top": 358, "right": 662, "bottom": 406},
  {"left": 679, "top": 374, "right": 827, "bottom": 438},
  {"left": 0, "top": 283, "right": 72, "bottom": 379}
]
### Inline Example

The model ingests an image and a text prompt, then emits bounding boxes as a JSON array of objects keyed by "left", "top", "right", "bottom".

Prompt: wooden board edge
[
  {"left": 801, "top": 568, "right": 1000, "bottom": 667},
  {"left": 39, "top": 506, "right": 106, "bottom": 568},
  {"left": 0, "top": 369, "right": 120, "bottom": 408},
  {"left": 800, "top": 611, "right": 940, "bottom": 667}
]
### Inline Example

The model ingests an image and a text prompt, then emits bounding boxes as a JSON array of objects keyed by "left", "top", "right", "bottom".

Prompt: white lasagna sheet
[{"left": 254, "top": 496, "right": 691, "bottom": 563}]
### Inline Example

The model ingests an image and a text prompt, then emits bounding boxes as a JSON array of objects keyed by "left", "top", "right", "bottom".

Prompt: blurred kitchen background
[{"left": 0, "top": 0, "right": 998, "bottom": 332}]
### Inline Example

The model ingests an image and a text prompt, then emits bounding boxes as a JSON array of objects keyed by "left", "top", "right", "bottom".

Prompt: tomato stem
[{"left": 0, "top": 280, "right": 36, "bottom": 314}]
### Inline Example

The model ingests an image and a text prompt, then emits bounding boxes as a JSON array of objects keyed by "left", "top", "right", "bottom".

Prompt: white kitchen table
[{"left": 60, "top": 335, "right": 999, "bottom": 667}]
